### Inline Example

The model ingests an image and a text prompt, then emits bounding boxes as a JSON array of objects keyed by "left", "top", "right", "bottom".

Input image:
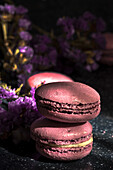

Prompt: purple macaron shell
[{"left": 35, "top": 82, "right": 101, "bottom": 123}]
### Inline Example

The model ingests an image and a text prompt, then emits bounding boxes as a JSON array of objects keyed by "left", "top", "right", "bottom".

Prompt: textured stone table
[{"left": 0, "top": 115, "right": 113, "bottom": 170}]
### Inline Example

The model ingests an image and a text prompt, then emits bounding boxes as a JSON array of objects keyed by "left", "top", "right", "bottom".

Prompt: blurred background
[
  {"left": 2, "top": 0, "right": 112, "bottom": 114},
  {"left": 4, "top": 0, "right": 113, "bottom": 32}
]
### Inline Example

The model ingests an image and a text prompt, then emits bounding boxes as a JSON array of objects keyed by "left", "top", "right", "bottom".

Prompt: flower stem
[{"left": 2, "top": 23, "right": 8, "bottom": 41}]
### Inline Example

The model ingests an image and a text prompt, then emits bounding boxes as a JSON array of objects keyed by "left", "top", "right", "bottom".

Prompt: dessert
[
  {"left": 35, "top": 82, "right": 101, "bottom": 123},
  {"left": 30, "top": 117, "right": 93, "bottom": 161}
]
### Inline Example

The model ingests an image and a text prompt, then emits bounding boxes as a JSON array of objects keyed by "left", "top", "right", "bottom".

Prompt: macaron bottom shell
[
  {"left": 37, "top": 105, "right": 101, "bottom": 123},
  {"left": 36, "top": 142, "right": 93, "bottom": 161}
]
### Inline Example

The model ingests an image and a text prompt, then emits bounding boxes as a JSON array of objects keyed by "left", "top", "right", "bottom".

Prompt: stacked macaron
[
  {"left": 30, "top": 82, "right": 101, "bottom": 161},
  {"left": 27, "top": 72, "right": 73, "bottom": 89},
  {"left": 100, "top": 33, "right": 113, "bottom": 65}
]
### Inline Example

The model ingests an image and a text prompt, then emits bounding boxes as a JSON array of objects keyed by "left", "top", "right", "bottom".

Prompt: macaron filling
[
  {"left": 43, "top": 143, "right": 92, "bottom": 153},
  {"left": 37, "top": 97, "right": 100, "bottom": 115},
  {"left": 37, "top": 135, "right": 93, "bottom": 153},
  {"left": 38, "top": 133, "right": 92, "bottom": 145},
  {"left": 36, "top": 133, "right": 93, "bottom": 147}
]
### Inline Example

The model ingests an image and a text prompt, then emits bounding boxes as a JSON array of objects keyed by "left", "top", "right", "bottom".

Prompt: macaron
[
  {"left": 27, "top": 72, "right": 73, "bottom": 88},
  {"left": 103, "top": 33, "right": 113, "bottom": 50},
  {"left": 100, "top": 33, "right": 113, "bottom": 65},
  {"left": 35, "top": 82, "right": 101, "bottom": 123},
  {"left": 30, "top": 117, "right": 93, "bottom": 161}
]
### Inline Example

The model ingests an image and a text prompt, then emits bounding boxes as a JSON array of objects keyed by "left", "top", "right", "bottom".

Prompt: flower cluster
[
  {"left": 0, "top": 3, "right": 107, "bottom": 140},
  {"left": 56, "top": 11, "right": 106, "bottom": 72},
  {"left": 0, "top": 3, "right": 34, "bottom": 86},
  {"left": 31, "top": 34, "right": 58, "bottom": 71},
  {"left": 0, "top": 84, "right": 41, "bottom": 139}
]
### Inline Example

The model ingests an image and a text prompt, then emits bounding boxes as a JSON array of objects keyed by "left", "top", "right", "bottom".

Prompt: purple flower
[
  {"left": 73, "top": 49, "right": 87, "bottom": 63},
  {"left": 75, "top": 17, "right": 89, "bottom": 31},
  {"left": 33, "top": 35, "right": 51, "bottom": 46},
  {"left": 83, "top": 11, "right": 96, "bottom": 21},
  {"left": 0, "top": 86, "right": 18, "bottom": 99},
  {"left": 85, "top": 62, "right": 99, "bottom": 71},
  {"left": 94, "top": 51, "right": 102, "bottom": 61},
  {"left": 19, "top": 19, "right": 31, "bottom": 29},
  {"left": 38, "top": 55, "right": 49, "bottom": 66},
  {"left": 23, "top": 64, "right": 33, "bottom": 73},
  {"left": 30, "top": 87, "right": 36, "bottom": 100},
  {"left": 96, "top": 17, "right": 106, "bottom": 32},
  {"left": 4, "top": 4, "right": 16, "bottom": 14},
  {"left": 0, "top": 4, "right": 15, "bottom": 14},
  {"left": 19, "top": 31, "right": 32, "bottom": 41},
  {"left": 19, "top": 46, "right": 34, "bottom": 58},
  {"left": 58, "top": 38, "right": 70, "bottom": 56},
  {"left": 0, "top": 107, "right": 12, "bottom": 135},
  {"left": 57, "top": 17, "right": 75, "bottom": 39},
  {"left": 16, "top": 5, "right": 28, "bottom": 14},
  {"left": 0, "top": 5, "right": 4, "bottom": 11},
  {"left": 8, "top": 97, "right": 24, "bottom": 116},
  {"left": 21, "top": 96, "right": 41, "bottom": 125},
  {"left": 48, "top": 49, "right": 57, "bottom": 66},
  {"left": 18, "top": 74, "right": 27, "bottom": 85},
  {"left": 34, "top": 44, "right": 48, "bottom": 53}
]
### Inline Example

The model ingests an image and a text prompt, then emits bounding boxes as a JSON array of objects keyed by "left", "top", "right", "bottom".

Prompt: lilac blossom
[
  {"left": 83, "top": 11, "right": 96, "bottom": 21},
  {"left": 0, "top": 5, "right": 5, "bottom": 11},
  {"left": 57, "top": 17, "right": 75, "bottom": 39},
  {"left": 75, "top": 16, "right": 89, "bottom": 31},
  {"left": 96, "top": 17, "right": 106, "bottom": 32},
  {"left": 30, "top": 87, "right": 36, "bottom": 100},
  {"left": 85, "top": 63, "right": 99, "bottom": 72},
  {"left": 19, "top": 31, "right": 32, "bottom": 41},
  {"left": 23, "top": 64, "right": 33, "bottom": 74},
  {"left": 19, "top": 46, "right": 34, "bottom": 58},
  {"left": 31, "top": 34, "right": 58, "bottom": 68},
  {"left": 16, "top": 5, "right": 28, "bottom": 14},
  {"left": 0, "top": 4, "right": 15, "bottom": 14},
  {"left": 0, "top": 86, "right": 18, "bottom": 100},
  {"left": 19, "top": 18, "right": 31, "bottom": 29},
  {"left": 18, "top": 74, "right": 28, "bottom": 86}
]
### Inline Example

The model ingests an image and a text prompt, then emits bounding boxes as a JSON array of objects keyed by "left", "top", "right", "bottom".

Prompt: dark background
[{"left": 2, "top": 0, "right": 113, "bottom": 31}]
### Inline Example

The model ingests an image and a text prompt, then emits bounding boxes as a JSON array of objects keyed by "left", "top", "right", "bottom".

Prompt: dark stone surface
[{"left": 0, "top": 115, "right": 113, "bottom": 170}]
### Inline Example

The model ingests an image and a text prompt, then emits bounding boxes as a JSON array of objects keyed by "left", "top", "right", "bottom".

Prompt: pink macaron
[
  {"left": 27, "top": 72, "right": 73, "bottom": 88},
  {"left": 100, "top": 33, "right": 113, "bottom": 65},
  {"left": 30, "top": 117, "right": 93, "bottom": 161},
  {"left": 35, "top": 82, "right": 101, "bottom": 123}
]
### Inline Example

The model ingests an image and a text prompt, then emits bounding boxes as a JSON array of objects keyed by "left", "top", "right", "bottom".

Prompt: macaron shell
[
  {"left": 27, "top": 72, "right": 73, "bottom": 88},
  {"left": 37, "top": 105, "right": 101, "bottom": 123},
  {"left": 35, "top": 82, "right": 100, "bottom": 105},
  {"left": 36, "top": 142, "right": 93, "bottom": 161},
  {"left": 103, "top": 33, "right": 113, "bottom": 50},
  {"left": 30, "top": 118, "right": 92, "bottom": 141},
  {"left": 100, "top": 50, "right": 113, "bottom": 66}
]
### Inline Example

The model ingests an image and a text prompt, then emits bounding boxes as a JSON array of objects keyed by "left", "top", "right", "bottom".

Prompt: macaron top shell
[
  {"left": 35, "top": 82, "right": 100, "bottom": 105},
  {"left": 30, "top": 117, "right": 92, "bottom": 141},
  {"left": 27, "top": 72, "right": 73, "bottom": 88}
]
